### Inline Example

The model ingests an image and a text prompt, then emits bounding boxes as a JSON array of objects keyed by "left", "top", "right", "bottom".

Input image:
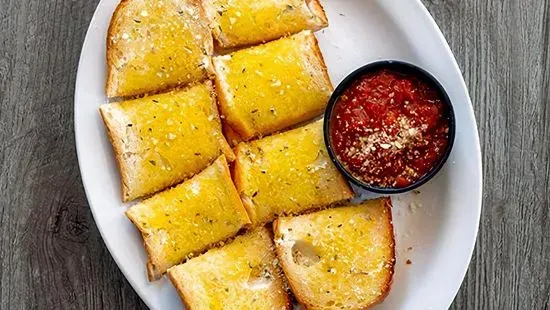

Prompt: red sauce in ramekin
[{"left": 329, "top": 69, "right": 451, "bottom": 188}]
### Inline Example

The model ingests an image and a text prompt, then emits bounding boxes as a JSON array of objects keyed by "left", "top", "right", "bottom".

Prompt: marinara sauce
[{"left": 329, "top": 69, "right": 451, "bottom": 188}]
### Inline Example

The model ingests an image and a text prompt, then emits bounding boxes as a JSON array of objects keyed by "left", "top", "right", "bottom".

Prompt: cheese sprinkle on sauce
[{"left": 329, "top": 69, "right": 451, "bottom": 188}]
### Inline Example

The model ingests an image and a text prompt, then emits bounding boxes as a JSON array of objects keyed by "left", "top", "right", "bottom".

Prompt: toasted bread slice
[
  {"left": 273, "top": 198, "right": 395, "bottom": 310},
  {"left": 167, "top": 227, "right": 291, "bottom": 309},
  {"left": 233, "top": 120, "right": 353, "bottom": 225},
  {"left": 202, "top": 0, "right": 328, "bottom": 48},
  {"left": 126, "top": 156, "right": 251, "bottom": 280},
  {"left": 106, "top": 0, "right": 213, "bottom": 98},
  {"left": 100, "top": 82, "right": 234, "bottom": 202},
  {"left": 213, "top": 31, "right": 333, "bottom": 141}
]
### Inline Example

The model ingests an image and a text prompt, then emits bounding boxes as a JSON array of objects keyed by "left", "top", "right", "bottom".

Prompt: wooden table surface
[{"left": 1, "top": 0, "right": 549, "bottom": 309}]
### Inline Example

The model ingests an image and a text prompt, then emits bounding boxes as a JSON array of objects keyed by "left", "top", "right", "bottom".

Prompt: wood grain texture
[
  {"left": 0, "top": 0, "right": 147, "bottom": 309},
  {"left": 0, "top": 0, "right": 548, "bottom": 309},
  {"left": 423, "top": 0, "right": 550, "bottom": 309}
]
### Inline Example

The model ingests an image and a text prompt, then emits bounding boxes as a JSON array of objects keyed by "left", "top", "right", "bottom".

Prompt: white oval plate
[{"left": 75, "top": 0, "right": 482, "bottom": 309}]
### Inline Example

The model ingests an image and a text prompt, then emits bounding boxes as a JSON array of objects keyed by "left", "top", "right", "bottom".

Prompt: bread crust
[
  {"left": 206, "top": 81, "right": 236, "bottom": 162},
  {"left": 306, "top": 0, "right": 329, "bottom": 28},
  {"left": 364, "top": 197, "right": 395, "bottom": 308},
  {"left": 99, "top": 103, "right": 133, "bottom": 201},
  {"left": 126, "top": 201, "right": 177, "bottom": 280},
  {"left": 125, "top": 206, "right": 166, "bottom": 280},
  {"left": 105, "top": 0, "right": 128, "bottom": 98},
  {"left": 216, "top": 156, "right": 252, "bottom": 228},
  {"left": 211, "top": 59, "right": 255, "bottom": 139},
  {"left": 222, "top": 122, "right": 244, "bottom": 147},
  {"left": 232, "top": 144, "right": 258, "bottom": 223},
  {"left": 212, "top": 58, "right": 255, "bottom": 139},
  {"left": 201, "top": 0, "right": 226, "bottom": 47},
  {"left": 306, "top": 32, "right": 334, "bottom": 93},
  {"left": 274, "top": 198, "right": 395, "bottom": 309},
  {"left": 274, "top": 219, "right": 315, "bottom": 309},
  {"left": 166, "top": 268, "right": 195, "bottom": 309}
]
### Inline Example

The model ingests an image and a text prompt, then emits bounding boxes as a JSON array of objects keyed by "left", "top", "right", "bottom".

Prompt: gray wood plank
[
  {"left": 0, "top": 0, "right": 146, "bottom": 309},
  {"left": 423, "top": 0, "right": 550, "bottom": 309},
  {"left": 0, "top": 0, "right": 548, "bottom": 309}
]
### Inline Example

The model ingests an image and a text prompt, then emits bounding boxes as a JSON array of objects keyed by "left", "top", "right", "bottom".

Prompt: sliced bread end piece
[{"left": 274, "top": 198, "right": 395, "bottom": 309}]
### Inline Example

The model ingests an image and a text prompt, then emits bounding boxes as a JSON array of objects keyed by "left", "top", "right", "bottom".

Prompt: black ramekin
[{"left": 323, "top": 60, "right": 456, "bottom": 194}]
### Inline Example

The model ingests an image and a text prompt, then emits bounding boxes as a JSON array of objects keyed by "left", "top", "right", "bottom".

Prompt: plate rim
[{"left": 413, "top": 2, "right": 483, "bottom": 307}]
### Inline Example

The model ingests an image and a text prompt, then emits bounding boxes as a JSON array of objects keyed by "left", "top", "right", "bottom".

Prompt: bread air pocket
[{"left": 273, "top": 198, "right": 396, "bottom": 310}]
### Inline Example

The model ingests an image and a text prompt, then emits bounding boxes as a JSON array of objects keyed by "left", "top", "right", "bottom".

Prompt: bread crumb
[
  {"left": 406, "top": 259, "right": 412, "bottom": 265},
  {"left": 409, "top": 202, "right": 421, "bottom": 213}
]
